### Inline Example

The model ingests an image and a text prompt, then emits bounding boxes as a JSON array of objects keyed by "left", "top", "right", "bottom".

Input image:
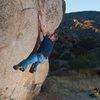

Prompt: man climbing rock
[{"left": 13, "top": 16, "right": 58, "bottom": 73}]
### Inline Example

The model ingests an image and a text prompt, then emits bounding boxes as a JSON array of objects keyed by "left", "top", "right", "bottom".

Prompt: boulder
[{"left": 0, "top": 0, "right": 63, "bottom": 100}]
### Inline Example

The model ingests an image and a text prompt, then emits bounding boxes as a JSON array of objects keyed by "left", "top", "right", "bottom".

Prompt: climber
[{"left": 13, "top": 15, "right": 58, "bottom": 73}]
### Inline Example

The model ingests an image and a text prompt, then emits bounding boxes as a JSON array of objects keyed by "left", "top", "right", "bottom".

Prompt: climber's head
[{"left": 49, "top": 33, "right": 58, "bottom": 42}]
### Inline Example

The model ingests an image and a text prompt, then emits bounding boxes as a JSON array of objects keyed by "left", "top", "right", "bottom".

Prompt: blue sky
[{"left": 65, "top": 0, "right": 100, "bottom": 13}]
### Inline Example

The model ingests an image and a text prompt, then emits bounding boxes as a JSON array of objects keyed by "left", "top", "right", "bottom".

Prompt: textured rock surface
[{"left": 0, "top": 0, "right": 63, "bottom": 100}]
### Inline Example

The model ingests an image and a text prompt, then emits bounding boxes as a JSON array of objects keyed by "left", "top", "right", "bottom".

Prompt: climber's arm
[
  {"left": 41, "top": 25, "right": 46, "bottom": 36},
  {"left": 39, "top": 15, "right": 46, "bottom": 36}
]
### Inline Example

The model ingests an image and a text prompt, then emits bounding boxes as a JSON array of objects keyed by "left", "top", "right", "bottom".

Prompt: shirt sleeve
[{"left": 44, "top": 34, "right": 49, "bottom": 39}]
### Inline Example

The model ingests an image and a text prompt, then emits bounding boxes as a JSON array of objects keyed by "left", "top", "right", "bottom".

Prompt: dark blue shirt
[{"left": 37, "top": 35, "right": 53, "bottom": 59}]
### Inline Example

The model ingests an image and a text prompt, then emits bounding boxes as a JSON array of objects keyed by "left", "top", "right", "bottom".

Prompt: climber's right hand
[{"left": 39, "top": 15, "right": 46, "bottom": 36}]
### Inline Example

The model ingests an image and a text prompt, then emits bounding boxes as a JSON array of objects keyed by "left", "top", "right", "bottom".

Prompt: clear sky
[{"left": 65, "top": 0, "right": 100, "bottom": 13}]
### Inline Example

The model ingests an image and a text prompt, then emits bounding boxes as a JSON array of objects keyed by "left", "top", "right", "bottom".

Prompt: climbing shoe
[
  {"left": 29, "top": 63, "right": 36, "bottom": 73},
  {"left": 29, "top": 66, "right": 36, "bottom": 73},
  {"left": 13, "top": 65, "right": 25, "bottom": 72}
]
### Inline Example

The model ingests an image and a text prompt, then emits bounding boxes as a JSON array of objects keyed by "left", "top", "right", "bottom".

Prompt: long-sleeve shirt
[{"left": 37, "top": 34, "right": 53, "bottom": 59}]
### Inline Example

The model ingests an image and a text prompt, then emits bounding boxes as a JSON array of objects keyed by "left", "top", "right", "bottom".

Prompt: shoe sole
[{"left": 14, "top": 66, "right": 25, "bottom": 72}]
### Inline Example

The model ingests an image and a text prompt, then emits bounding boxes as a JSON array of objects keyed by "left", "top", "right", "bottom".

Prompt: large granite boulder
[{"left": 0, "top": 0, "right": 63, "bottom": 100}]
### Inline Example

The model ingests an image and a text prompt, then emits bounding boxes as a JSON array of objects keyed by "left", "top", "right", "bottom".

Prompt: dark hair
[
  {"left": 48, "top": 33, "right": 58, "bottom": 41},
  {"left": 54, "top": 33, "right": 58, "bottom": 41}
]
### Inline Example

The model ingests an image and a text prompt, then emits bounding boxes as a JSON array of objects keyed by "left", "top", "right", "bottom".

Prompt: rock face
[{"left": 0, "top": 0, "right": 63, "bottom": 100}]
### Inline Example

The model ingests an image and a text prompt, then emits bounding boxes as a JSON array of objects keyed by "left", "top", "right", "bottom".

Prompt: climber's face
[
  {"left": 49, "top": 34, "right": 55, "bottom": 41},
  {"left": 49, "top": 33, "right": 58, "bottom": 42}
]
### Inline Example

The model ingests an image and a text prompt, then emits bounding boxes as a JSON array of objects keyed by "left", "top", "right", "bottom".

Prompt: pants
[{"left": 21, "top": 53, "right": 46, "bottom": 71}]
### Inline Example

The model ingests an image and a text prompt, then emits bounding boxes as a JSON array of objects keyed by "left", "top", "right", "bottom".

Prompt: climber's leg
[
  {"left": 32, "top": 54, "right": 46, "bottom": 73},
  {"left": 33, "top": 62, "right": 39, "bottom": 72},
  {"left": 38, "top": 54, "right": 46, "bottom": 64},
  {"left": 29, "top": 54, "right": 46, "bottom": 73},
  {"left": 21, "top": 54, "right": 39, "bottom": 70},
  {"left": 13, "top": 53, "right": 46, "bottom": 72},
  {"left": 13, "top": 54, "right": 39, "bottom": 71}
]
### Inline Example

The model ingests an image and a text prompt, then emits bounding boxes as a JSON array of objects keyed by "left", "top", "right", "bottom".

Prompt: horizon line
[{"left": 65, "top": 10, "right": 100, "bottom": 14}]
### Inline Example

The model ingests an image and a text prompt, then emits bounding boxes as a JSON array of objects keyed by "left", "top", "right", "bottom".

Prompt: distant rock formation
[
  {"left": 0, "top": 0, "right": 63, "bottom": 100},
  {"left": 72, "top": 19, "right": 100, "bottom": 32}
]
